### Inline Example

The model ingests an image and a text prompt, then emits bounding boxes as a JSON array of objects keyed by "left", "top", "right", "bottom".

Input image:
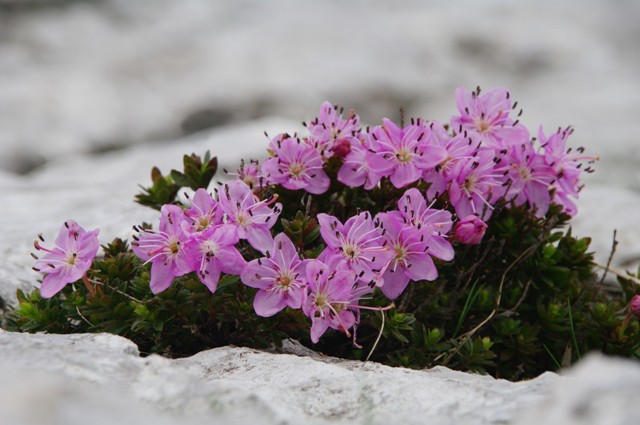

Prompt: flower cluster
[{"left": 32, "top": 86, "right": 597, "bottom": 345}]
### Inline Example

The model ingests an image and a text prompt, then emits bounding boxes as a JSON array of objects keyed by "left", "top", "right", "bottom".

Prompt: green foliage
[
  {"left": 4, "top": 161, "right": 640, "bottom": 381},
  {"left": 135, "top": 151, "right": 217, "bottom": 210}
]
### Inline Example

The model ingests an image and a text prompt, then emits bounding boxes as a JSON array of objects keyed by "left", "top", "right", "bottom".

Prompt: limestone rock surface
[{"left": 1, "top": 331, "right": 638, "bottom": 425}]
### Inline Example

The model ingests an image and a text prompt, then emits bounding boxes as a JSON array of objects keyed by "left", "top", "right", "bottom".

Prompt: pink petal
[
  {"left": 310, "top": 317, "right": 331, "bottom": 343},
  {"left": 253, "top": 289, "right": 287, "bottom": 317},
  {"left": 149, "top": 260, "right": 175, "bottom": 294},
  {"left": 240, "top": 259, "right": 277, "bottom": 289},
  {"left": 245, "top": 225, "right": 274, "bottom": 254},
  {"left": 390, "top": 162, "right": 420, "bottom": 188},
  {"left": 380, "top": 268, "right": 411, "bottom": 300},
  {"left": 199, "top": 263, "right": 222, "bottom": 293},
  {"left": 39, "top": 273, "right": 69, "bottom": 298},
  {"left": 317, "top": 213, "right": 342, "bottom": 249},
  {"left": 427, "top": 236, "right": 454, "bottom": 261},
  {"left": 304, "top": 170, "right": 330, "bottom": 194},
  {"left": 405, "top": 252, "right": 438, "bottom": 282},
  {"left": 216, "top": 248, "right": 246, "bottom": 276}
]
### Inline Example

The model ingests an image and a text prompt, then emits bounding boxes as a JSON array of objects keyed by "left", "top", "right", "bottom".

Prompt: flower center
[
  {"left": 342, "top": 242, "right": 360, "bottom": 260},
  {"left": 289, "top": 162, "right": 306, "bottom": 178},
  {"left": 196, "top": 216, "right": 211, "bottom": 231},
  {"left": 518, "top": 165, "right": 532, "bottom": 181},
  {"left": 275, "top": 271, "right": 295, "bottom": 289},
  {"left": 236, "top": 212, "right": 250, "bottom": 227},
  {"left": 168, "top": 240, "right": 180, "bottom": 254},
  {"left": 464, "top": 174, "right": 478, "bottom": 191},
  {"left": 475, "top": 118, "right": 490, "bottom": 133},
  {"left": 394, "top": 244, "right": 407, "bottom": 261},
  {"left": 201, "top": 240, "right": 219, "bottom": 257},
  {"left": 66, "top": 253, "right": 77, "bottom": 266},
  {"left": 396, "top": 149, "right": 413, "bottom": 163}
]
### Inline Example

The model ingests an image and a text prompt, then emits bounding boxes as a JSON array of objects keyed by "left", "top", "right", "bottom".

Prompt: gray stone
[{"left": 1, "top": 331, "right": 638, "bottom": 425}]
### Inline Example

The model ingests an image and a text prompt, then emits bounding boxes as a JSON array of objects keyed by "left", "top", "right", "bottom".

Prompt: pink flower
[
  {"left": 183, "top": 188, "right": 223, "bottom": 233},
  {"left": 306, "top": 101, "right": 361, "bottom": 158},
  {"left": 337, "top": 136, "right": 393, "bottom": 189},
  {"left": 539, "top": 126, "right": 597, "bottom": 216},
  {"left": 423, "top": 124, "right": 482, "bottom": 200},
  {"left": 448, "top": 150, "right": 505, "bottom": 220},
  {"left": 32, "top": 220, "right": 100, "bottom": 298},
  {"left": 301, "top": 260, "right": 360, "bottom": 343},
  {"left": 132, "top": 205, "right": 192, "bottom": 294},
  {"left": 262, "top": 135, "right": 330, "bottom": 194},
  {"left": 395, "top": 188, "right": 455, "bottom": 262},
  {"left": 369, "top": 118, "right": 447, "bottom": 188},
  {"left": 630, "top": 295, "right": 640, "bottom": 318},
  {"left": 240, "top": 233, "right": 308, "bottom": 317},
  {"left": 317, "top": 211, "right": 393, "bottom": 284},
  {"left": 450, "top": 86, "right": 528, "bottom": 148},
  {"left": 184, "top": 224, "right": 246, "bottom": 293},
  {"left": 218, "top": 180, "right": 281, "bottom": 254},
  {"left": 454, "top": 215, "right": 487, "bottom": 245},
  {"left": 498, "top": 140, "right": 556, "bottom": 217},
  {"left": 226, "top": 159, "right": 263, "bottom": 190},
  {"left": 376, "top": 212, "right": 438, "bottom": 300}
]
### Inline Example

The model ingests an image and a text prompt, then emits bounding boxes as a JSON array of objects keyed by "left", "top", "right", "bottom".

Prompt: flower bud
[
  {"left": 331, "top": 139, "right": 351, "bottom": 158},
  {"left": 630, "top": 294, "right": 640, "bottom": 318},
  {"left": 454, "top": 215, "right": 487, "bottom": 245}
]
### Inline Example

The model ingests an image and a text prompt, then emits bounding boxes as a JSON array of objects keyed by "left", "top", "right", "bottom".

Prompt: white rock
[
  {"left": 1, "top": 331, "right": 637, "bottom": 425},
  {"left": 514, "top": 354, "right": 640, "bottom": 425}
]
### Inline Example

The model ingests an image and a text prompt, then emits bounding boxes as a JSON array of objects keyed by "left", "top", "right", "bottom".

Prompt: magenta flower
[
  {"left": 226, "top": 159, "right": 263, "bottom": 190},
  {"left": 337, "top": 136, "right": 393, "bottom": 189},
  {"left": 262, "top": 136, "right": 330, "bottom": 194},
  {"left": 630, "top": 295, "right": 640, "bottom": 318},
  {"left": 184, "top": 224, "right": 246, "bottom": 293},
  {"left": 375, "top": 212, "right": 438, "bottom": 300},
  {"left": 32, "top": 220, "right": 100, "bottom": 298},
  {"left": 540, "top": 126, "right": 597, "bottom": 216},
  {"left": 317, "top": 212, "right": 393, "bottom": 284},
  {"left": 369, "top": 118, "right": 447, "bottom": 188},
  {"left": 183, "top": 188, "right": 223, "bottom": 234},
  {"left": 132, "top": 205, "right": 191, "bottom": 294},
  {"left": 306, "top": 101, "right": 361, "bottom": 158},
  {"left": 423, "top": 126, "right": 482, "bottom": 200},
  {"left": 301, "top": 260, "right": 360, "bottom": 343},
  {"left": 498, "top": 140, "right": 556, "bottom": 217},
  {"left": 218, "top": 180, "right": 281, "bottom": 254},
  {"left": 395, "top": 188, "right": 454, "bottom": 262},
  {"left": 448, "top": 150, "right": 505, "bottom": 220},
  {"left": 454, "top": 215, "right": 488, "bottom": 245},
  {"left": 240, "top": 233, "right": 308, "bottom": 317},
  {"left": 450, "top": 86, "right": 528, "bottom": 148}
]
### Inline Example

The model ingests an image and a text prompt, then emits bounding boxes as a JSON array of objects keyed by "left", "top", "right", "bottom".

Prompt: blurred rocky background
[{"left": 1, "top": 0, "right": 638, "bottom": 182}]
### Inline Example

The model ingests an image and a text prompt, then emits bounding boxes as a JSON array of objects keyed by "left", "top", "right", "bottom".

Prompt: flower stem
[{"left": 82, "top": 274, "right": 96, "bottom": 296}]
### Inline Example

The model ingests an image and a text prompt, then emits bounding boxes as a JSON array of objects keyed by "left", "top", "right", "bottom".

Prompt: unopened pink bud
[
  {"left": 454, "top": 215, "right": 487, "bottom": 245},
  {"left": 630, "top": 294, "right": 640, "bottom": 318},
  {"left": 332, "top": 139, "right": 351, "bottom": 158}
]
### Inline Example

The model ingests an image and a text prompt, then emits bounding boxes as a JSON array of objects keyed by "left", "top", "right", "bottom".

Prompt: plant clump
[{"left": 5, "top": 87, "right": 639, "bottom": 380}]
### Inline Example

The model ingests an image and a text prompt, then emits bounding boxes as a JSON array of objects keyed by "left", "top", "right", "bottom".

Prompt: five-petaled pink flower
[
  {"left": 369, "top": 118, "right": 447, "bottom": 188},
  {"left": 375, "top": 212, "right": 438, "bottom": 300},
  {"left": 306, "top": 101, "right": 361, "bottom": 158},
  {"left": 183, "top": 188, "right": 223, "bottom": 234},
  {"left": 317, "top": 211, "right": 393, "bottom": 284},
  {"left": 218, "top": 179, "right": 282, "bottom": 254},
  {"left": 33, "top": 220, "right": 100, "bottom": 298},
  {"left": 301, "top": 260, "right": 360, "bottom": 343},
  {"left": 262, "top": 135, "right": 330, "bottom": 194},
  {"left": 184, "top": 224, "right": 246, "bottom": 293},
  {"left": 450, "top": 86, "right": 528, "bottom": 148},
  {"left": 132, "top": 204, "right": 191, "bottom": 294},
  {"left": 240, "top": 233, "right": 308, "bottom": 317}
]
